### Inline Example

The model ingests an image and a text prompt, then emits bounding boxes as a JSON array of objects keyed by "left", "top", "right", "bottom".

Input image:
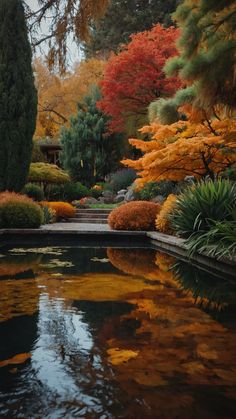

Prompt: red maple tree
[{"left": 98, "top": 24, "right": 181, "bottom": 133}]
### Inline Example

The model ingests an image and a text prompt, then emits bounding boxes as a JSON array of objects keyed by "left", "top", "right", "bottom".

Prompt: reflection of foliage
[
  {"left": 172, "top": 261, "right": 236, "bottom": 309},
  {"left": 0, "top": 279, "right": 39, "bottom": 323},
  {"left": 0, "top": 254, "right": 43, "bottom": 278},
  {"left": 107, "top": 248, "right": 175, "bottom": 283}
]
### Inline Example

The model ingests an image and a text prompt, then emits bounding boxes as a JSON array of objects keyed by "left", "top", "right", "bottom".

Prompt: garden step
[
  {"left": 68, "top": 218, "right": 108, "bottom": 224},
  {"left": 75, "top": 209, "right": 112, "bottom": 214}
]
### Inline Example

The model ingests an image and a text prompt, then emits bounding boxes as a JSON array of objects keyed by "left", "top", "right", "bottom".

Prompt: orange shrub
[
  {"left": 42, "top": 201, "right": 76, "bottom": 220},
  {"left": 108, "top": 201, "right": 160, "bottom": 230},
  {"left": 156, "top": 194, "right": 177, "bottom": 234},
  {"left": 0, "top": 191, "right": 33, "bottom": 203}
]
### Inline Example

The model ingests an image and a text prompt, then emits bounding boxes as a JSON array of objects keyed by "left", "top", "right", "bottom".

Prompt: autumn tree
[
  {"left": 98, "top": 24, "right": 181, "bottom": 135},
  {"left": 152, "top": 0, "right": 236, "bottom": 123},
  {"left": 24, "top": 0, "right": 110, "bottom": 69},
  {"left": 0, "top": 0, "right": 37, "bottom": 192},
  {"left": 83, "top": 0, "right": 179, "bottom": 58},
  {"left": 60, "top": 87, "right": 124, "bottom": 186},
  {"left": 123, "top": 118, "right": 236, "bottom": 186},
  {"left": 34, "top": 57, "right": 106, "bottom": 138}
]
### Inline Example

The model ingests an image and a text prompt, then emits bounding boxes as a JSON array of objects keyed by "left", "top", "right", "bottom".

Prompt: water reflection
[{"left": 0, "top": 245, "right": 235, "bottom": 418}]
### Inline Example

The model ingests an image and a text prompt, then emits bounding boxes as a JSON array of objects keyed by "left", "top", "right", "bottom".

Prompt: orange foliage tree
[
  {"left": 34, "top": 58, "right": 106, "bottom": 138},
  {"left": 123, "top": 118, "right": 236, "bottom": 187}
]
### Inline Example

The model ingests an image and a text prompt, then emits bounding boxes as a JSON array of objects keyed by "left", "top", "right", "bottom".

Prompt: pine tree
[
  {"left": 0, "top": 0, "right": 37, "bottom": 192},
  {"left": 60, "top": 87, "right": 124, "bottom": 186},
  {"left": 157, "top": 0, "right": 236, "bottom": 122},
  {"left": 83, "top": 0, "right": 179, "bottom": 58}
]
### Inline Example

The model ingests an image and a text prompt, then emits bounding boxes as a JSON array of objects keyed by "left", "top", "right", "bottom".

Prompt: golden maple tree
[
  {"left": 34, "top": 57, "right": 106, "bottom": 138},
  {"left": 123, "top": 117, "right": 236, "bottom": 187}
]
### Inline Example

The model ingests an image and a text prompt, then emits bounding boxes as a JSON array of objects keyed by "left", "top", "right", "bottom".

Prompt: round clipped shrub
[
  {"left": 108, "top": 201, "right": 160, "bottom": 230},
  {"left": 0, "top": 192, "right": 43, "bottom": 228},
  {"left": 22, "top": 183, "right": 44, "bottom": 201},
  {"left": 43, "top": 201, "right": 76, "bottom": 220},
  {"left": 156, "top": 194, "right": 177, "bottom": 234}
]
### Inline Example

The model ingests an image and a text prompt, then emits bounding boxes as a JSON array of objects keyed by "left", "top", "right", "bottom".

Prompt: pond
[{"left": 0, "top": 244, "right": 236, "bottom": 418}]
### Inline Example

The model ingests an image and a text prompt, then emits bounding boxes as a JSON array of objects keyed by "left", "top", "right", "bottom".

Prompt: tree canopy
[
  {"left": 123, "top": 118, "right": 236, "bottom": 185},
  {"left": 24, "top": 0, "right": 110, "bottom": 69},
  {"left": 157, "top": 0, "right": 236, "bottom": 120},
  {"left": 98, "top": 24, "right": 181, "bottom": 134},
  {"left": 34, "top": 57, "right": 106, "bottom": 138},
  {"left": 83, "top": 0, "right": 178, "bottom": 58}
]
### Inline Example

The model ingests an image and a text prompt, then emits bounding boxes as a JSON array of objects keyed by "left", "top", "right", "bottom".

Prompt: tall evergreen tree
[
  {"left": 0, "top": 0, "right": 37, "bottom": 192},
  {"left": 60, "top": 87, "right": 124, "bottom": 187},
  {"left": 158, "top": 0, "right": 236, "bottom": 121},
  {"left": 83, "top": 0, "right": 179, "bottom": 58}
]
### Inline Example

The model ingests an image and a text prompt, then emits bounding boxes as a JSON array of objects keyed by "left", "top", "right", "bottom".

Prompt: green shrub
[
  {"left": 48, "top": 182, "right": 90, "bottom": 202},
  {"left": 185, "top": 220, "right": 236, "bottom": 260},
  {"left": 171, "top": 180, "right": 236, "bottom": 237},
  {"left": 106, "top": 169, "right": 137, "bottom": 193},
  {"left": 135, "top": 181, "right": 176, "bottom": 200},
  {"left": 0, "top": 199, "right": 43, "bottom": 228},
  {"left": 41, "top": 205, "right": 56, "bottom": 224},
  {"left": 22, "top": 183, "right": 44, "bottom": 201}
]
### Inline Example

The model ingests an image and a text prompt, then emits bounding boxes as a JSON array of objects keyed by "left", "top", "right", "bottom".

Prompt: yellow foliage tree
[
  {"left": 123, "top": 118, "right": 236, "bottom": 187},
  {"left": 34, "top": 58, "right": 106, "bottom": 138}
]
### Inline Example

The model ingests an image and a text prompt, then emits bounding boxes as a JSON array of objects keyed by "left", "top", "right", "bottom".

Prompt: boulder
[
  {"left": 114, "top": 195, "right": 125, "bottom": 203},
  {"left": 84, "top": 197, "right": 98, "bottom": 204},
  {"left": 117, "top": 189, "right": 127, "bottom": 195},
  {"left": 102, "top": 190, "right": 115, "bottom": 204},
  {"left": 151, "top": 195, "right": 165, "bottom": 204},
  {"left": 124, "top": 187, "right": 135, "bottom": 202}
]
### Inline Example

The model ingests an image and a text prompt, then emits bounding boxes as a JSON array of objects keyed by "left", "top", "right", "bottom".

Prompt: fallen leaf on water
[
  {"left": 107, "top": 348, "right": 138, "bottom": 365},
  {"left": 0, "top": 353, "right": 31, "bottom": 368},
  {"left": 91, "top": 257, "right": 109, "bottom": 263}
]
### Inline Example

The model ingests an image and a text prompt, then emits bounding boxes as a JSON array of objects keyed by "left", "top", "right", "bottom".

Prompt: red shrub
[{"left": 108, "top": 201, "right": 160, "bottom": 231}]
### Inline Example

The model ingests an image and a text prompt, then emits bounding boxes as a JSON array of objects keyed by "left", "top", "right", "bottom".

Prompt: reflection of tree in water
[{"left": 173, "top": 260, "right": 236, "bottom": 312}]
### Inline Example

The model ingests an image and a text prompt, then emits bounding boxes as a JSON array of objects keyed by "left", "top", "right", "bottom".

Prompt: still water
[{"left": 0, "top": 245, "right": 235, "bottom": 418}]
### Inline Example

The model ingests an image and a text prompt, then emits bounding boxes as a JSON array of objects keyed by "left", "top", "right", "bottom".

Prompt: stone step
[
  {"left": 75, "top": 214, "right": 109, "bottom": 219},
  {"left": 68, "top": 218, "right": 108, "bottom": 224},
  {"left": 76, "top": 210, "right": 111, "bottom": 216},
  {"left": 75, "top": 208, "right": 112, "bottom": 213}
]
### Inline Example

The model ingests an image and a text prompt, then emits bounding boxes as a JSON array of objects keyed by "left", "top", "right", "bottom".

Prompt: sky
[{"left": 25, "top": 0, "right": 81, "bottom": 66}]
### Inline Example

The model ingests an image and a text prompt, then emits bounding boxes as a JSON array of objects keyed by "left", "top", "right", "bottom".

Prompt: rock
[
  {"left": 124, "top": 187, "right": 135, "bottom": 202},
  {"left": 151, "top": 195, "right": 165, "bottom": 204},
  {"left": 84, "top": 197, "right": 98, "bottom": 204},
  {"left": 102, "top": 190, "right": 115, "bottom": 204},
  {"left": 117, "top": 189, "right": 127, "bottom": 195},
  {"left": 114, "top": 195, "right": 125, "bottom": 203}
]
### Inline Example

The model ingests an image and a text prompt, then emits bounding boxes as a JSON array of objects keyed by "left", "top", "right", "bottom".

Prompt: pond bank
[{"left": 0, "top": 223, "right": 235, "bottom": 279}]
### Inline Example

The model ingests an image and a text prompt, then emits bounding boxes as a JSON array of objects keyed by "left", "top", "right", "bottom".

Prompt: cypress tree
[{"left": 0, "top": 0, "right": 37, "bottom": 192}]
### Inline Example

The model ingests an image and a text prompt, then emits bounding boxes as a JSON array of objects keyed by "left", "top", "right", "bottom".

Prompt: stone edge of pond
[
  {"left": 147, "top": 231, "right": 236, "bottom": 279},
  {"left": 0, "top": 227, "right": 235, "bottom": 279}
]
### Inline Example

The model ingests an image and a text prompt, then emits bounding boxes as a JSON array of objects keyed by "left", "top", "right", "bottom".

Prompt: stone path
[{"left": 41, "top": 222, "right": 112, "bottom": 232}]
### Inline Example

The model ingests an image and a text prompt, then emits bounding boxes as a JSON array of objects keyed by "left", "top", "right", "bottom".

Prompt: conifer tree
[
  {"left": 83, "top": 0, "right": 178, "bottom": 58},
  {"left": 0, "top": 0, "right": 37, "bottom": 192},
  {"left": 60, "top": 87, "right": 124, "bottom": 186},
  {"left": 154, "top": 0, "right": 236, "bottom": 123}
]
